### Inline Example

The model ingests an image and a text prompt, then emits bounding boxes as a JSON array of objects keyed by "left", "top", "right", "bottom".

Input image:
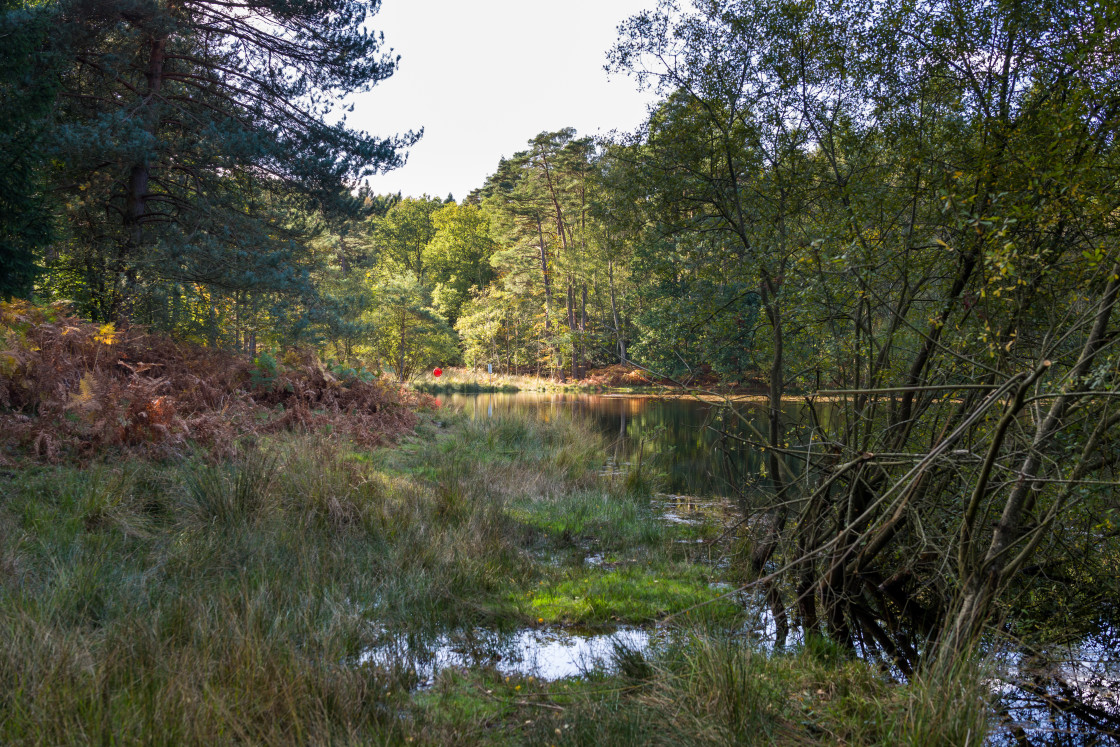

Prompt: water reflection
[
  {"left": 438, "top": 392, "right": 1120, "bottom": 743},
  {"left": 360, "top": 626, "right": 656, "bottom": 686},
  {"left": 442, "top": 391, "right": 808, "bottom": 497},
  {"left": 989, "top": 626, "right": 1120, "bottom": 745}
]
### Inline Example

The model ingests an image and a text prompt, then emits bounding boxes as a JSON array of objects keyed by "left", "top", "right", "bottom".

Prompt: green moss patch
[{"left": 518, "top": 566, "right": 740, "bottom": 625}]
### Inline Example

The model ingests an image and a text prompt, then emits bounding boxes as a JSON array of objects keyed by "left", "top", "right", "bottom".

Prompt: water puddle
[
  {"left": 988, "top": 626, "right": 1120, "bottom": 745},
  {"left": 653, "top": 493, "right": 736, "bottom": 527},
  {"left": 360, "top": 626, "right": 656, "bottom": 687},
  {"left": 584, "top": 552, "right": 605, "bottom": 566}
]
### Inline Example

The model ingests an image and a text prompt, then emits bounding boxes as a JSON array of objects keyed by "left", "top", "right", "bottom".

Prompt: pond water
[
  {"left": 361, "top": 626, "right": 656, "bottom": 686},
  {"left": 373, "top": 391, "right": 1120, "bottom": 743},
  {"left": 436, "top": 390, "right": 809, "bottom": 497}
]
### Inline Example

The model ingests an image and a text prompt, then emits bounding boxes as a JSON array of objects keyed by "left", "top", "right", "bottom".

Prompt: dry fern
[{"left": 0, "top": 301, "right": 433, "bottom": 462}]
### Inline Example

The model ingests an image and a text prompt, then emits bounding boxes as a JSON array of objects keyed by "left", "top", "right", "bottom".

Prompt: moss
[{"left": 520, "top": 566, "right": 740, "bottom": 625}]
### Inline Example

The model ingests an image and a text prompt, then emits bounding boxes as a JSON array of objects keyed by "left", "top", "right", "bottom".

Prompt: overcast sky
[{"left": 348, "top": 0, "right": 660, "bottom": 201}]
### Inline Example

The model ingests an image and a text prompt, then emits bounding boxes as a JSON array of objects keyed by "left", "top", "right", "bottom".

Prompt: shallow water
[
  {"left": 360, "top": 626, "right": 656, "bottom": 686},
  {"left": 437, "top": 390, "right": 806, "bottom": 497},
  {"left": 988, "top": 626, "right": 1120, "bottom": 745},
  {"left": 428, "top": 392, "right": 1120, "bottom": 742}
]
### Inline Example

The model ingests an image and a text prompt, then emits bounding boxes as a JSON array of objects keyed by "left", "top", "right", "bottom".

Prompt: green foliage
[
  {"left": 367, "top": 196, "right": 446, "bottom": 283},
  {"left": 469, "top": 129, "right": 623, "bottom": 378},
  {"left": 630, "top": 274, "right": 760, "bottom": 381},
  {"left": 0, "top": 2, "right": 59, "bottom": 298},
  {"left": 326, "top": 360, "right": 377, "bottom": 384},
  {"left": 22, "top": 0, "right": 415, "bottom": 322},
  {"left": 364, "top": 272, "right": 459, "bottom": 382},
  {"left": 250, "top": 351, "right": 280, "bottom": 388},
  {"left": 603, "top": 0, "right": 1120, "bottom": 666},
  {"left": 425, "top": 202, "right": 498, "bottom": 325}
]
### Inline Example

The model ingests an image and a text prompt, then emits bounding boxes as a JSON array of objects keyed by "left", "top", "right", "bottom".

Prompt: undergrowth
[{"left": 0, "top": 300, "right": 431, "bottom": 463}]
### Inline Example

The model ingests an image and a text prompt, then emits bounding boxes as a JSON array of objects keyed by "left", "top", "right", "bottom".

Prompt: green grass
[
  {"left": 522, "top": 629, "right": 991, "bottom": 747},
  {"left": 0, "top": 411, "right": 991, "bottom": 744},
  {"left": 387, "top": 628, "right": 991, "bottom": 746}
]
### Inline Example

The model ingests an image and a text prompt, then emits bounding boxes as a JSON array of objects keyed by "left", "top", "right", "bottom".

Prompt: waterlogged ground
[
  {"left": 357, "top": 489, "right": 741, "bottom": 689},
  {"left": 358, "top": 417, "right": 745, "bottom": 689},
  {"left": 1, "top": 406, "right": 1094, "bottom": 744},
  {"left": 434, "top": 393, "right": 1120, "bottom": 745}
]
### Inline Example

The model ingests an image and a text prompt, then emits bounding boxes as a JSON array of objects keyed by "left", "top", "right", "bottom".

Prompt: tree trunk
[
  {"left": 568, "top": 283, "right": 577, "bottom": 380},
  {"left": 941, "top": 265, "right": 1120, "bottom": 660},
  {"left": 397, "top": 307, "right": 409, "bottom": 383},
  {"left": 608, "top": 259, "right": 627, "bottom": 363},
  {"left": 580, "top": 283, "right": 587, "bottom": 378},
  {"left": 125, "top": 34, "right": 167, "bottom": 247},
  {"left": 338, "top": 234, "right": 351, "bottom": 275},
  {"left": 749, "top": 272, "right": 790, "bottom": 575},
  {"left": 117, "top": 33, "right": 167, "bottom": 319}
]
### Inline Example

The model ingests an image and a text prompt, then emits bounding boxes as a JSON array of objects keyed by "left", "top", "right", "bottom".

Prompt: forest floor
[{"left": 0, "top": 308, "right": 990, "bottom": 744}]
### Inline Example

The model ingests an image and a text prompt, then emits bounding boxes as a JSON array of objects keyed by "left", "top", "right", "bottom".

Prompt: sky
[{"left": 348, "top": 0, "right": 661, "bottom": 201}]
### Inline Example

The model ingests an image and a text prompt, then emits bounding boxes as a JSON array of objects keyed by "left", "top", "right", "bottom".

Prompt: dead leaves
[{"left": 0, "top": 301, "right": 427, "bottom": 462}]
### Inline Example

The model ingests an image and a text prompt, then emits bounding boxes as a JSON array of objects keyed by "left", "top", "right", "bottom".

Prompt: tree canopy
[{"left": 4, "top": 0, "right": 416, "bottom": 322}]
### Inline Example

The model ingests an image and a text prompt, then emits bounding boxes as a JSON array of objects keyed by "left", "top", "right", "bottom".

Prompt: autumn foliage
[{"left": 0, "top": 301, "right": 433, "bottom": 462}]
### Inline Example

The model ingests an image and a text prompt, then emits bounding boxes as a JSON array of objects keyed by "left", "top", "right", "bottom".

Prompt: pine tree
[
  {"left": 0, "top": 2, "right": 59, "bottom": 298},
  {"left": 40, "top": 0, "right": 417, "bottom": 320}
]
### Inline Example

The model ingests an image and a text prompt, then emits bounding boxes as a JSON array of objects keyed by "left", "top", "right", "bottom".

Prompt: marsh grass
[
  {"left": 401, "top": 627, "right": 991, "bottom": 746},
  {"left": 0, "top": 412, "right": 621, "bottom": 741},
  {"left": 506, "top": 626, "right": 991, "bottom": 746},
  {"left": 183, "top": 447, "right": 278, "bottom": 524},
  {"left": 412, "top": 367, "right": 554, "bottom": 393},
  {"left": 0, "top": 411, "right": 991, "bottom": 744}
]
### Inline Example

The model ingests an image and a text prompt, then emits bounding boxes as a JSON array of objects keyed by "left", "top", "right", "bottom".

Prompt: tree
[
  {"left": 610, "top": 0, "right": 1120, "bottom": 666},
  {"left": 0, "top": 1, "right": 59, "bottom": 298},
  {"left": 365, "top": 273, "right": 458, "bottom": 383},
  {"left": 456, "top": 282, "right": 537, "bottom": 373},
  {"left": 476, "top": 130, "right": 610, "bottom": 379},
  {"left": 37, "top": 0, "right": 416, "bottom": 320},
  {"left": 366, "top": 196, "right": 444, "bottom": 285},
  {"left": 611, "top": 4, "right": 818, "bottom": 583},
  {"left": 425, "top": 202, "right": 497, "bottom": 326}
]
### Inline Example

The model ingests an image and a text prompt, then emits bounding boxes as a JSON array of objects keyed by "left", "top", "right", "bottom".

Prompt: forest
[{"left": 3, "top": 0, "right": 1120, "bottom": 743}]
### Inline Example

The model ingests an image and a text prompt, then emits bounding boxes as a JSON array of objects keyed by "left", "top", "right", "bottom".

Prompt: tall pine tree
[
  {"left": 0, "top": 1, "right": 60, "bottom": 299},
  {"left": 42, "top": 0, "right": 417, "bottom": 320}
]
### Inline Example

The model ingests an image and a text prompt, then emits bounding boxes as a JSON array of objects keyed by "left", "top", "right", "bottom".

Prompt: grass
[
  {"left": 521, "top": 566, "right": 740, "bottom": 625},
  {"left": 409, "top": 366, "right": 658, "bottom": 394},
  {"left": 556, "top": 630, "right": 990, "bottom": 746},
  {"left": 399, "top": 629, "right": 991, "bottom": 746},
  {"left": 411, "top": 366, "right": 560, "bottom": 394},
  {"left": 0, "top": 409, "right": 991, "bottom": 744}
]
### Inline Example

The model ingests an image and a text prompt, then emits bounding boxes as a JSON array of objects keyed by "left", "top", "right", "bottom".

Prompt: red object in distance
[{"left": 433, "top": 367, "right": 443, "bottom": 377}]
